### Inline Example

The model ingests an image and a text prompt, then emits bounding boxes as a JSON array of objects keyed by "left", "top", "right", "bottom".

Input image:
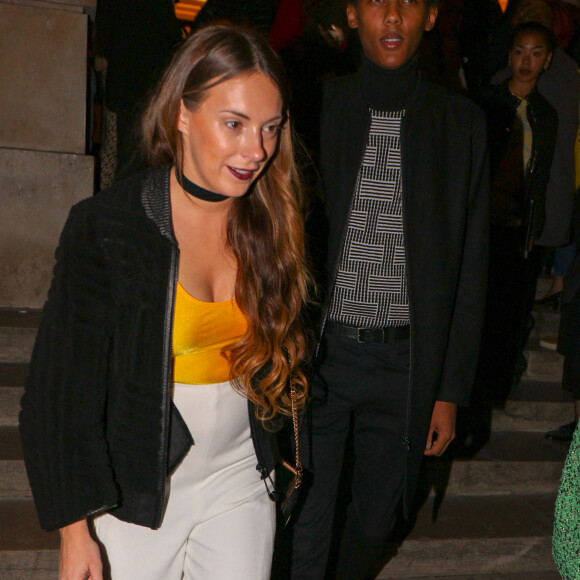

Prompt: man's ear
[
  {"left": 177, "top": 99, "right": 189, "bottom": 136},
  {"left": 346, "top": 3, "right": 358, "bottom": 30},
  {"left": 425, "top": 6, "right": 438, "bottom": 32}
]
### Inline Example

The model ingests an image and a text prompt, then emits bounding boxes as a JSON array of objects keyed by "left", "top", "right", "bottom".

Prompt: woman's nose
[{"left": 243, "top": 130, "right": 266, "bottom": 162}]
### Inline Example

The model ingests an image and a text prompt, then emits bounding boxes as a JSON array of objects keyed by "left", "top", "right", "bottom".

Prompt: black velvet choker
[
  {"left": 175, "top": 169, "right": 229, "bottom": 202},
  {"left": 360, "top": 54, "right": 419, "bottom": 111}
]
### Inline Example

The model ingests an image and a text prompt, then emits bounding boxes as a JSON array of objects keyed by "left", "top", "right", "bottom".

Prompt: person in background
[
  {"left": 95, "top": 0, "right": 183, "bottom": 181},
  {"left": 493, "top": 0, "right": 580, "bottom": 344},
  {"left": 19, "top": 23, "right": 311, "bottom": 580},
  {"left": 534, "top": 0, "right": 580, "bottom": 310},
  {"left": 545, "top": 134, "right": 580, "bottom": 441},
  {"left": 460, "top": 0, "right": 515, "bottom": 93},
  {"left": 475, "top": 21, "right": 558, "bottom": 405},
  {"left": 418, "top": 0, "right": 465, "bottom": 92},
  {"left": 274, "top": 0, "right": 357, "bottom": 158},
  {"left": 290, "top": 0, "right": 489, "bottom": 578},
  {"left": 191, "top": 0, "right": 278, "bottom": 35}
]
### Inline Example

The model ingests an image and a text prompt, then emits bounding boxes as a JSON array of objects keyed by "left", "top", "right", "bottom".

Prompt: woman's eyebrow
[
  {"left": 220, "top": 110, "right": 284, "bottom": 123},
  {"left": 513, "top": 43, "right": 546, "bottom": 50}
]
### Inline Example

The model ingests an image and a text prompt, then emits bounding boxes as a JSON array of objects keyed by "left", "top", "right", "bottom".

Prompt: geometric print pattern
[{"left": 328, "top": 108, "right": 409, "bottom": 327}]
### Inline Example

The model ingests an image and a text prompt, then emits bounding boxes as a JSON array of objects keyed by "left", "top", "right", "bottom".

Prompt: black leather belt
[{"left": 331, "top": 322, "right": 410, "bottom": 344}]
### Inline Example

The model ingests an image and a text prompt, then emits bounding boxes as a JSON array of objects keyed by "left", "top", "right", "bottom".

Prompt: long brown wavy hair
[{"left": 142, "top": 22, "right": 312, "bottom": 424}]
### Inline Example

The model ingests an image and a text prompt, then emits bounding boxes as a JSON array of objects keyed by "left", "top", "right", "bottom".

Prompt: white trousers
[{"left": 94, "top": 381, "right": 275, "bottom": 580}]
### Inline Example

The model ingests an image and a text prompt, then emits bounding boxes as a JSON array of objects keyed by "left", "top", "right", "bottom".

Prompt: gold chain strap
[{"left": 289, "top": 380, "right": 303, "bottom": 486}]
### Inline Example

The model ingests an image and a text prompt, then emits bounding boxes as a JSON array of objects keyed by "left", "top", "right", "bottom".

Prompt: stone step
[
  {"left": 523, "top": 345, "right": 564, "bottom": 383},
  {"left": 0, "top": 363, "right": 28, "bottom": 427},
  {"left": 492, "top": 400, "right": 571, "bottom": 432},
  {"left": 380, "top": 494, "right": 558, "bottom": 577},
  {"left": 381, "top": 537, "right": 556, "bottom": 577},
  {"left": 0, "top": 329, "right": 37, "bottom": 364},
  {"left": 0, "top": 499, "right": 58, "bottom": 580},
  {"left": 454, "top": 431, "right": 568, "bottom": 495},
  {"left": 529, "top": 307, "right": 561, "bottom": 339},
  {"left": 402, "top": 575, "right": 560, "bottom": 580},
  {"left": 0, "top": 388, "right": 22, "bottom": 428},
  {"left": 0, "top": 428, "right": 30, "bottom": 498},
  {"left": 446, "top": 458, "right": 563, "bottom": 496},
  {"left": 466, "top": 380, "right": 569, "bottom": 434},
  {"left": 496, "top": 379, "right": 573, "bottom": 431},
  {"left": 441, "top": 431, "right": 568, "bottom": 495},
  {"left": 534, "top": 277, "right": 552, "bottom": 297},
  {"left": 0, "top": 363, "right": 29, "bottom": 386},
  {"left": 0, "top": 310, "right": 43, "bottom": 328},
  {"left": 0, "top": 310, "right": 40, "bottom": 364},
  {"left": 509, "top": 379, "right": 570, "bottom": 403},
  {"left": 0, "top": 494, "right": 559, "bottom": 580}
]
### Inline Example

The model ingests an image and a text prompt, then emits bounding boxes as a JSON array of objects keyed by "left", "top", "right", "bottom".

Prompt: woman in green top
[
  {"left": 552, "top": 194, "right": 580, "bottom": 575},
  {"left": 554, "top": 417, "right": 580, "bottom": 577}
]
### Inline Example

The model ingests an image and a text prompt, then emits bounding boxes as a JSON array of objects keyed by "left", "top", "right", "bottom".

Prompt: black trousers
[
  {"left": 291, "top": 322, "right": 410, "bottom": 580},
  {"left": 560, "top": 278, "right": 580, "bottom": 398},
  {"left": 477, "top": 226, "right": 545, "bottom": 404}
]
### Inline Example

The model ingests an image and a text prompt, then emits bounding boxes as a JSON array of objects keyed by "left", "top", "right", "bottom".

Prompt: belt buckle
[
  {"left": 356, "top": 327, "right": 385, "bottom": 343},
  {"left": 356, "top": 328, "right": 365, "bottom": 343}
]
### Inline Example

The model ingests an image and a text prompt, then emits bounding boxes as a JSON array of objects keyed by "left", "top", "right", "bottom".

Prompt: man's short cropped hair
[{"left": 347, "top": 0, "right": 442, "bottom": 7}]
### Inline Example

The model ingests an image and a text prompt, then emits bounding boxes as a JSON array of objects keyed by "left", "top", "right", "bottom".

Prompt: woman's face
[
  {"left": 177, "top": 72, "right": 284, "bottom": 197},
  {"left": 509, "top": 31, "right": 552, "bottom": 88}
]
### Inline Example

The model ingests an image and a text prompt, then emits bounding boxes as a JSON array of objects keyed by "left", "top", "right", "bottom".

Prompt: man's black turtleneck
[{"left": 359, "top": 54, "right": 419, "bottom": 111}]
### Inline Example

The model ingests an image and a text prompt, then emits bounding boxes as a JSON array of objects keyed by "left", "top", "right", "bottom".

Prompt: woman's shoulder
[
  {"left": 64, "top": 167, "right": 170, "bottom": 239},
  {"left": 96, "top": 167, "right": 165, "bottom": 206},
  {"left": 73, "top": 167, "right": 166, "bottom": 216}
]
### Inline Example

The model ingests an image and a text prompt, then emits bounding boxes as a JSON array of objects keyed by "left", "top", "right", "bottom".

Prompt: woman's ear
[{"left": 177, "top": 99, "right": 190, "bottom": 136}]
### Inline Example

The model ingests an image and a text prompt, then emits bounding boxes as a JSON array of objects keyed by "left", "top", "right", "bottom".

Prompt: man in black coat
[{"left": 290, "top": 1, "right": 489, "bottom": 578}]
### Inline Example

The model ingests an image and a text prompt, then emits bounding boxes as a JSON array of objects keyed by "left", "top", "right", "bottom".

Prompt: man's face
[{"left": 347, "top": 0, "right": 437, "bottom": 70}]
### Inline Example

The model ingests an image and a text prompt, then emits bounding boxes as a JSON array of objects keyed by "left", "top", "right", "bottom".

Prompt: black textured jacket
[
  {"left": 318, "top": 71, "right": 489, "bottom": 511},
  {"left": 477, "top": 80, "right": 558, "bottom": 245},
  {"left": 19, "top": 168, "right": 277, "bottom": 532}
]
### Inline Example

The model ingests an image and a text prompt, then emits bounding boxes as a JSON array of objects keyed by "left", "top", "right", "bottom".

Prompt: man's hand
[{"left": 424, "top": 400, "right": 457, "bottom": 456}]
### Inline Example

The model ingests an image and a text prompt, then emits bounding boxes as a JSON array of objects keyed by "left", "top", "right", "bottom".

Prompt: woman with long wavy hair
[{"left": 20, "top": 22, "right": 311, "bottom": 580}]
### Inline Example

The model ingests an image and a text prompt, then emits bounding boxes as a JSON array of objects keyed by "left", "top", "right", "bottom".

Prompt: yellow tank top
[{"left": 172, "top": 282, "right": 247, "bottom": 384}]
